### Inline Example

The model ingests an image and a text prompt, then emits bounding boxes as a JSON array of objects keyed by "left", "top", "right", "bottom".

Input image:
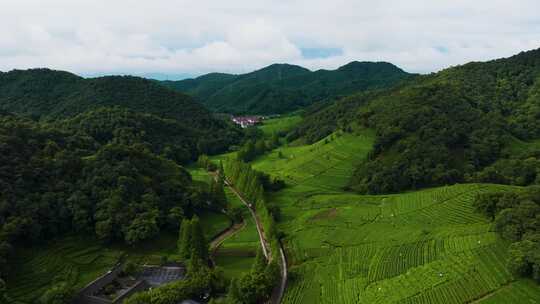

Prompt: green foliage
[
  {"left": 162, "top": 62, "right": 413, "bottom": 114},
  {"left": 39, "top": 283, "right": 73, "bottom": 304},
  {"left": 198, "top": 154, "right": 217, "bottom": 171},
  {"left": 225, "top": 253, "right": 279, "bottom": 304},
  {"left": 245, "top": 126, "right": 540, "bottom": 303},
  {"left": 177, "top": 216, "right": 209, "bottom": 262},
  {"left": 0, "top": 114, "right": 226, "bottom": 290},
  {"left": 0, "top": 70, "right": 243, "bottom": 158},
  {"left": 289, "top": 49, "right": 540, "bottom": 193},
  {"left": 474, "top": 186, "right": 540, "bottom": 282},
  {"left": 56, "top": 107, "right": 238, "bottom": 164},
  {"left": 178, "top": 220, "right": 193, "bottom": 260},
  {"left": 259, "top": 115, "right": 302, "bottom": 137},
  {"left": 124, "top": 257, "right": 226, "bottom": 304},
  {"left": 122, "top": 261, "right": 140, "bottom": 277},
  {"left": 209, "top": 176, "right": 227, "bottom": 210},
  {"left": 190, "top": 216, "right": 209, "bottom": 262},
  {"left": 0, "top": 69, "right": 209, "bottom": 124},
  {"left": 470, "top": 148, "right": 540, "bottom": 186},
  {"left": 237, "top": 138, "right": 277, "bottom": 162}
]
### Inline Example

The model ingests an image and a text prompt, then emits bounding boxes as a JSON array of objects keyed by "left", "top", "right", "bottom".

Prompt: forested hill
[
  {"left": 0, "top": 68, "right": 218, "bottom": 129},
  {"left": 161, "top": 61, "right": 414, "bottom": 114},
  {"left": 0, "top": 68, "right": 244, "bottom": 158},
  {"left": 289, "top": 48, "right": 540, "bottom": 194}
]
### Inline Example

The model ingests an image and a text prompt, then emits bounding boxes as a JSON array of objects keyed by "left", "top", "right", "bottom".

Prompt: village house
[{"left": 231, "top": 116, "right": 263, "bottom": 128}]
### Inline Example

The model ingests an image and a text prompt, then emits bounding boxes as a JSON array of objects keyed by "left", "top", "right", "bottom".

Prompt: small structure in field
[
  {"left": 232, "top": 116, "right": 264, "bottom": 128},
  {"left": 74, "top": 262, "right": 188, "bottom": 304}
]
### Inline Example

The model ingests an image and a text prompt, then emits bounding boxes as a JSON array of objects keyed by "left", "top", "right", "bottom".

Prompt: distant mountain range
[{"left": 161, "top": 62, "right": 415, "bottom": 114}]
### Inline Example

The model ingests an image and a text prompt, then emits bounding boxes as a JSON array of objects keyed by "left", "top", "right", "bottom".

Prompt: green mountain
[
  {"left": 0, "top": 69, "right": 243, "bottom": 158},
  {"left": 161, "top": 62, "right": 414, "bottom": 114},
  {"left": 289, "top": 48, "right": 540, "bottom": 194},
  {"left": 0, "top": 69, "right": 217, "bottom": 128}
]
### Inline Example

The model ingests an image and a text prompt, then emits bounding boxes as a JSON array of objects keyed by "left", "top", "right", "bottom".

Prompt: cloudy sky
[{"left": 1, "top": 0, "right": 539, "bottom": 79}]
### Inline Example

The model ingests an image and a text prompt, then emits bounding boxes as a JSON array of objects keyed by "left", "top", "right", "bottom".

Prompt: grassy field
[
  {"left": 259, "top": 115, "right": 302, "bottom": 136},
  {"left": 199, "top": 211, "right": 232, "bottom": 240},
  {"left": 214, "top": 187, "right": 259, "bottom": 279},
  {"left": 238, "top": 126, "right": 540, "bottom": 304}
]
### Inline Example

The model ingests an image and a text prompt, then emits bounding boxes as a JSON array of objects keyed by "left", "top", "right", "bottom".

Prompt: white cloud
[{"left": 0, "top": 0, "right": 538, "bottom": 76}]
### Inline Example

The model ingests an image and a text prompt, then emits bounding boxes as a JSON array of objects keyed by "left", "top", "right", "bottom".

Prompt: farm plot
[
  {"left": 252, "top": 130, "right": 374, "bottom": 190},
  {"left": 6, "top": 237, "right": 123, "bottom": 303},
  {"left": 220, "top": 125, "right": 540, "bottom": 303},
  {"left": 477, "top": 279, "right": 540, "bottom": 303},
  {"left": 259, "top": 115, "right": 302, "bottom": 136},
  {"left": 277, "top": 183, "right": 529, "bottom": 303},
  {"left": 277, "top": 181, "right": 533, "bottom": 304}
]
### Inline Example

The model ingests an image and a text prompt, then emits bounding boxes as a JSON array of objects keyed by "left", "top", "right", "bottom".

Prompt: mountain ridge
[{"left": 161, "top": 61, "right": 414, "bottom": 114}]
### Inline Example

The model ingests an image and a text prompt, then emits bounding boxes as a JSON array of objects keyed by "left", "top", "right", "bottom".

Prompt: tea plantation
[{"left": 243, "top": 126, "right": 540, "bottom": 303}]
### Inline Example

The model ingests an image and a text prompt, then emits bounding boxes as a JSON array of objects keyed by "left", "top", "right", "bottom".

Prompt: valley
[{"left": 1, "top": 48, "right": 539, "bottom": 303}]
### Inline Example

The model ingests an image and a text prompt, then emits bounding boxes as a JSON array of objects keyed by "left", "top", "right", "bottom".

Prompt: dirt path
[{"left": 209, "top": 221, "right": 245, "bottom": 254}]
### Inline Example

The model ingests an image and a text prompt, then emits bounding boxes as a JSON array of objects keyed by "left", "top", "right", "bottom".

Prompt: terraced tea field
[
  {"left": 243, "top": 128, "right": 540, "bottom": 303},
  {"left": 6, "top": 237, "right": 124, "bottom": 303}
]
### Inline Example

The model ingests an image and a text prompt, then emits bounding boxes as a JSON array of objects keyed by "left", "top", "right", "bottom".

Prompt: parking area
[{"left": 138, "top": 266, "right": 185, "bottom": 287}]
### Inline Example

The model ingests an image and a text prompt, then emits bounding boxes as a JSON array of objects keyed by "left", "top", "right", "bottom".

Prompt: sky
[{"left": 1, "top": 0, "right": 539, "bottom": 80}]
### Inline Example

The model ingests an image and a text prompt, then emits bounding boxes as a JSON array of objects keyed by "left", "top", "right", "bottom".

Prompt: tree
[
  {"left": 218, "top": 160, "right": 225, "bottom": 180},
  {"left": 210, "top": 177, "right": 227, "bottom": 209},
  {"left": 178, "top": 219, "right": 192, "bottom": 259},
  {"left": 251, "top": 249, "right": 267, "bottom": 274},
  {"left": 190, "top": 216, "right": 209, "bottom": 261},
  {"left": 475, "top": 187, "right": 540, "bottom": 281},
  {"left": 167, "top": 206, "right": 184, "bottom": 230},
  {"left": 124, "top": 210, "right": 159, "bottom": 244},
  {"left": 226, "top": 278, "right": 241, "bottom": 304}
]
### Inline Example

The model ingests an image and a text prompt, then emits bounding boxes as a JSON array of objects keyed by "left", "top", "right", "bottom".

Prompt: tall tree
[
  {"left": 190, "top": 216, "right": 209, "bottom": 261},
  {"left": 178, "top": 219, "right": 192, "bottom": 259}
]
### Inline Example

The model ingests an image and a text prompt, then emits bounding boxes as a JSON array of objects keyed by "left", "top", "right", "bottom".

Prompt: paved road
[{"left": 223, "top": 178, "right": 288, "bottom": 304}]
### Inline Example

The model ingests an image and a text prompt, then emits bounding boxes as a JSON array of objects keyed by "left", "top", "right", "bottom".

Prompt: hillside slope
[
  {"left": 162, "top": 62, "right": 414, "bottom": 114},
  {"left": 290, "top": 48, "right": 540, "bottom": 193},
  {"left": 0, "top": 69, "right": 218, "bottom": 129},
  {"left": 227, "top": 125, "right": 540, "bottom": 304},
  {"left": 0, "top": 69, "right": 243, "bottom": 157}
]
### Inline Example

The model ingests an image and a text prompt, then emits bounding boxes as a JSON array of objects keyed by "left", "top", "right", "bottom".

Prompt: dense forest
[
  {"left": 0, "top": 113, "right": 232, "bottom": 286},
  {"left": 289, "top": 48, "right": 540, "bottom": 194},
  {"left": 162, "top": 62, "right": 414, "bottom": 114},
  {"left": 0, "top": 71, "right": 245, "bottom": 296},
  {"left": 0, "top": 69, "right": 212, "bottom": 125}
]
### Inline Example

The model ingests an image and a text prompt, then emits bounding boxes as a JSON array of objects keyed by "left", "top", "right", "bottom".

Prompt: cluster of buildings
[{"left": 231, "top": 116, "right": 264, "bottom": 128}]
